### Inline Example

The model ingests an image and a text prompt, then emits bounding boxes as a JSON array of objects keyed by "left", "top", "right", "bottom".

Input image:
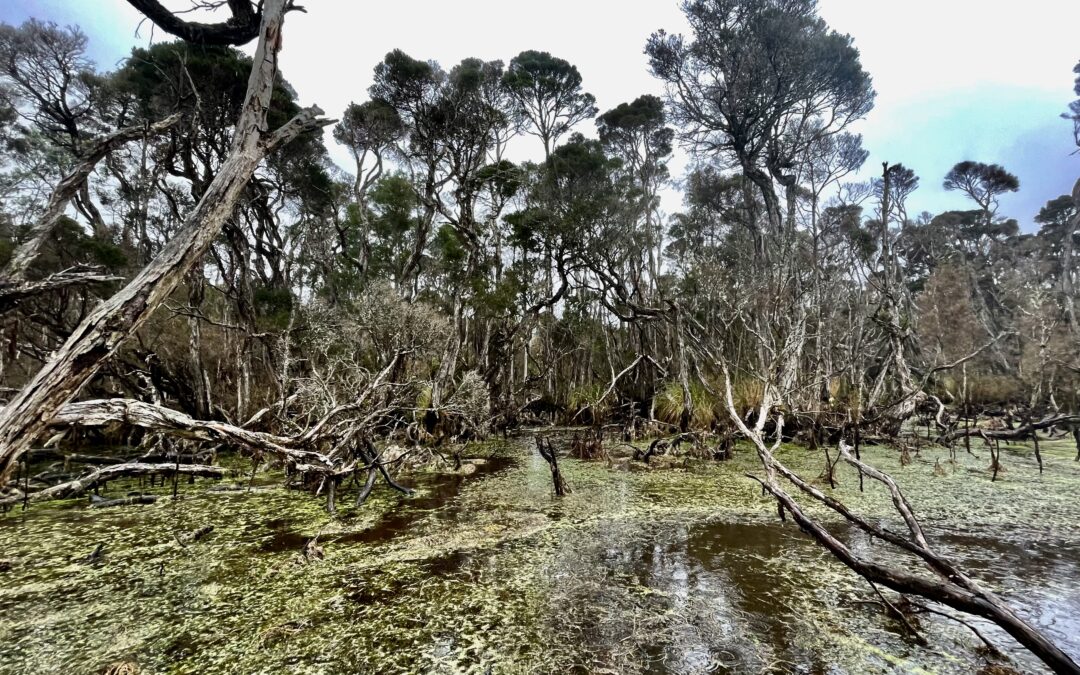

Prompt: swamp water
[{"left": 0, "top": 437, "right": 1078, "bottom": 674}]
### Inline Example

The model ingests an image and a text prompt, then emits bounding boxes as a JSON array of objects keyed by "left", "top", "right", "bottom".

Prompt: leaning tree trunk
[
  {"left": 0, "top": 113, "right": 181, "bottom": 285},
  {"left": 0, "top": 0, "right": 329, "bottom": 485}
]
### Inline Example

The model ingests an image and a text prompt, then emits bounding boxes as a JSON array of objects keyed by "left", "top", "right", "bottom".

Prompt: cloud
[{"left": 3, "top": 0, "right": 1077, "bottom": 227}]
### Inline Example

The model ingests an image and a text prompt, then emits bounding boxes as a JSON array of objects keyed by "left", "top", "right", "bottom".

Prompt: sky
[{"left": 2, "top": 0, "right": 1079, "bottom": 230}]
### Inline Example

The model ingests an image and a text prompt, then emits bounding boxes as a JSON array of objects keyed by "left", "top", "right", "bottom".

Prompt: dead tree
[
  {"left": 938, "top": 414, "right": 1079, "bottom": 445},
  {"left": 124, "top": 0, "right": 292, "bottom": 46},
  {"left": 0, "top": 461, "right": 223, "bottom": 507},
  {"left": 0, "top": 0, "right": 331, "bottom": 487},
  {"left": 14, "top": 351, "right": 411, "bottom": 511},
  {"left": 719, "top": 365, "right": 1080, "bottom": 675},
  {"left": 535, "top": 436, "right": 569, "bottom": 496}
]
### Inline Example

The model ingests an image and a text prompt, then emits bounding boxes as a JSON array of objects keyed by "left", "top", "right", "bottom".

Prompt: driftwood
[
  {"left": 719, "top": 365, "right": 1080, "bottom": 675},
  {"left": 634, "top": 432, "right": 697, "bottom": 463},
  {"left": 0, "top": 0, "right": 332, "bottom": 488},
  {"left": 0, "top": 462, "right": 224, "bottom": 506},
  {"left": 50, "top": 399, "right": 333, "bottom": 468},
  {"left": 937, "top": 414, "right": 1080, "bottom": 444},
  {"left": 175, "top": 525, "right": 214, "bottom": 546},
  {"left": 19, "top": 352, "right": 409, "bottom": 511},
  {"left": 89, "top": 494, "right": 158, "bottom": 508}
]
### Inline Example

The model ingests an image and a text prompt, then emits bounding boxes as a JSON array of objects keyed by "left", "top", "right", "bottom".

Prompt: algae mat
[{"left": 1, "top": 438, "right": 1078, "bottom": 673}]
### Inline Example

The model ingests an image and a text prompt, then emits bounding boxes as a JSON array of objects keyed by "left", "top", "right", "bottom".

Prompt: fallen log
[
  {"left": 0, "top": 462, "right": 224, "bottom": 506},
  {"left": 90, "top": 495, "right": 158, "bottom": 508},
  {"left": 50, "top": 399, "right": 332, "bottom": 468},
  {"left": 718, "top": 364, "right": 1080, "bottom": 674},
  {"left": 175, "top": 525, "right": 214, "bottom": 546},
  {"left": 937, "top": 414, "right": 1080, "bottom": 444}
]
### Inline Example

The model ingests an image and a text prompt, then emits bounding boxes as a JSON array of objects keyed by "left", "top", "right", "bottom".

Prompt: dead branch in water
[
  {"left": 719, "top": 364, "right": 1080, "bottom": 675},
  {"left": 535, "top": 436, "right": 570, "bottom": 496},
  {"left": 0, "top": 462, "right": 224, "bottom": 507}
]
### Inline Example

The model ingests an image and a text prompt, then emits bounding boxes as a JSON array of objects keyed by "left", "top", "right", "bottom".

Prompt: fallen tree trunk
[
  {"left": 937, "top": 414, "right": 1080, "bottom": 444},
  {"left": 32, "top": 370, "right": 409, "bottom": 511},
  {"left": 0, "top": 0, "right": 331, "bottom": 487},
  {"left": 0, "top": 461, "right": 223, "bottom": 506},
  {"left": 718, "top": 364, "right": 1080, "bottom": 674},
  {"left": 50, "top": 398, "right": 333, "bottom": 468}
]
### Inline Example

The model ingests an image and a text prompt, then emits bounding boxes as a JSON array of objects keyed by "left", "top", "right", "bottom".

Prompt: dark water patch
[
  {"left": 535, "top": 517, "right": 873, "bottom": 673},
  {"left": 336, "top": 454, "right": 516, "bottom": 546},
  {"left": 257, "top": 517, "right": 311, "bottom": 553}
]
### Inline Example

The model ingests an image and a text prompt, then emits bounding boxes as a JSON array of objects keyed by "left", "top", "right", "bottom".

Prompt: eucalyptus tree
[
  {"left": 800, "top": 132, "right": 868, "bottom": 410},
  {"left": 332, "top": 99, "right": 404, "bottom": 278},
  {"left": 368, "top": 49, "right": 449, "bottom": 295},
  {"left": 370, "top": 50, "right": 520, "bottom": 415},
  {"left": 1036, "top": 194, "right": 1080, "bottom": 340},
  {"left": 502, "top": 51, "right": 597, "bottom": 160},
  {"left": 501, "top": 50, "right": 598, "bottom": 388},
  {"left": 647, "top": 0, "right": 873, "bottom": 258},
  {"left": 943, "top": 161, "right": 1020, "bottom": 230},
  {"left": 0, "top": 20, "right": 101, "bottom": 154},
  {"left": 0, "top": 19, "right": 172, "bottom": 278},
  {"left": 114, "top": 39, "right": 329, "bottom": 418},
  {"left": 597, "top": 94, "right": 674, "bottom": 291}
]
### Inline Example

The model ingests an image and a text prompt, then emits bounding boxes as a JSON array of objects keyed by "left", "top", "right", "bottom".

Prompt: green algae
[{"left": 0, "top": 437, "right": 1077, "bottom": 673}]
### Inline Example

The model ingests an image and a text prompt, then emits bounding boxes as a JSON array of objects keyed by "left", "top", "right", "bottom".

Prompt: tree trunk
[
  {"left": 0, "top": 113, "right": 181, "bottom": 284},
  {"left": 0, "top": 0, "right": 329, "bottom": 486}
]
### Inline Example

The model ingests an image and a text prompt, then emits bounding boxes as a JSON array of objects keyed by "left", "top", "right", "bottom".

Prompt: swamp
[
  {"left": 1, "top": 0, "right": 1080, "bottom": 672},
  {"left": 2, "top": 435, "right": 1079, "bottom": 673}
]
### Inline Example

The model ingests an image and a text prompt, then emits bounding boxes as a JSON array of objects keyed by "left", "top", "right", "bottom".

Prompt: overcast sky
[{"left": 3, "top": 0, "right": 1079, "bottom": 230}]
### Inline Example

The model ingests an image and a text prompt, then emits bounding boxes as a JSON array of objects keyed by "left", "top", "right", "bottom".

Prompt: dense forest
[{"left": 0, "top": 0, "right": 1079, "bottom": 673}]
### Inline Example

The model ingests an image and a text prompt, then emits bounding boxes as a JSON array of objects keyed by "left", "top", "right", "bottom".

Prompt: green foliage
[
  {"left": 334, "top": 99, "right": 404, "bottom": 157},
  {"left": 596, "top": 94, "right": 674, "bottom": 174},
  {"left": 567, "top": 383, "right": 611, "bottom": 423},
  {"left": 370, "top": 49, "right": 442, "bottom": 114},
  {"left": 50, "top": 216, "right": 127, "bottom": 271},
  {"left": 253, "top": 287, "right": 293, "bottom": 330},
  {"left": 503, "top": 50, "right": 597, "bottom": 152},
  {"left": 943, "top": 161, "right": 1020, "bottom": 213},
  {"left": 476, "top": 160, "right": 523, "bottom": 202},
  {"left": 115, "top": 40, "right": 310, "bottom": 161}
]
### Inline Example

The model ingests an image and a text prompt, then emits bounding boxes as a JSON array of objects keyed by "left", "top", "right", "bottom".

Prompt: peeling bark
[{"left": 0, "top": 0, "right": 330, "bottom": 486}]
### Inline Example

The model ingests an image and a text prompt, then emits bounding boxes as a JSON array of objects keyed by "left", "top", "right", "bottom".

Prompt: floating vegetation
[{"left": 0, "top": 438, "right": 1077, "bottom": 673}]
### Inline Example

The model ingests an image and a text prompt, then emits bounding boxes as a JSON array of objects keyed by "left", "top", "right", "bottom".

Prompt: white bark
[{"left": 0, "top": 0, "right": 330, "bottom": 485}]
